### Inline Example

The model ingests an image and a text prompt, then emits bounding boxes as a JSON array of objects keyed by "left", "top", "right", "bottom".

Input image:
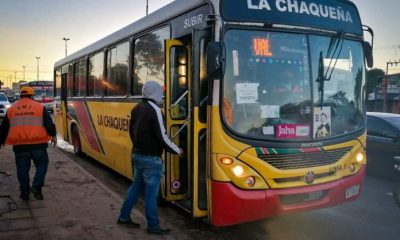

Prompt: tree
[{"left": 366, "top": 68, "right": 385, "bottom": 94}]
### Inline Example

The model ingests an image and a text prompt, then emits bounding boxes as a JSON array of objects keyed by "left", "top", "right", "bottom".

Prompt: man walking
[
  {"left": 117, "top": 81, "right": 182, "bottom": 235},
  {"left": 0, "top": 86, "right": 57, "bottom": 200}
]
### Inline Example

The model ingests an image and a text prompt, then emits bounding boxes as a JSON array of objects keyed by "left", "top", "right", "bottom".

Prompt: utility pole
[
  {"left": 36, "top": 56, "right": 41, "bottom": 81},
  {"left": 22, "top": 66, "right": 26, "bottom": 81},
  {"left": 8, "top": 75, "right": 12, "bottom": 88},
  {"left": 13, "top": 71, "right": 17, "bottom": 88},
  {"left": 383, "top": 60, "right": 400, "bottom": 112},
  {"left": 146, "top": 0, "right": 148, "bottom": 15},
  {"left": 62, "top": 37, "right": 70, "bottom": 57}
]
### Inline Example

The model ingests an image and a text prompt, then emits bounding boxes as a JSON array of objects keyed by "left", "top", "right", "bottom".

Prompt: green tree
[{"left": 366, "top": 68, "right": 385, "bottom": 94}]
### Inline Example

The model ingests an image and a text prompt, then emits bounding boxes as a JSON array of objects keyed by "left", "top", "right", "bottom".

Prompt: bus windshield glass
[{"left": 222, "top": 29, "right": 365, "bottom": 140}]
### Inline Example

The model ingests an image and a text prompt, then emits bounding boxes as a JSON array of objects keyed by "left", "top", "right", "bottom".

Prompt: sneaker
[
  {"left": 116, "top": 218, "right": 140, "bottom": 228},
  {"left": 147, "top": 227, "right": 171, "bottom": 235},
  {"left": 20, "top": 193, "right": 30, "bottom": 201},
  {"left": 31, "top": 187, "right": 43, "bottom": 200}
]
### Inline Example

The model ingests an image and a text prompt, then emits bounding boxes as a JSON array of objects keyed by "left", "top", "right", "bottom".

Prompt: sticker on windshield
[
  {"left": 275, "top": 124, "right": 310, "bottom": 138},
  {"left": 260, "top": 105, "right": 279, "bottom": 118},
  {"left": 262, "top": 126, "right": 274, "bottom": 135},
  {"left": 314, "top": 107, "right": 331, "bottom": 138},
  {"left": 236, "top": 83, "right": 259, "bottom": 104},
  {"left": 232, "top": 50, "right": 239, "bottom": 76}
]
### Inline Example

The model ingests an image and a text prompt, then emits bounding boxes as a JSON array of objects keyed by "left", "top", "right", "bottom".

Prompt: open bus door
[
  {"left": 164, "top": 39, "right": 191, "bottom": 202},
  {"left": 164, "top": 30, "right": 211, "bottom": 217},
  {"left": 56, "top": 65, "right": 68, "bottom": 141}
]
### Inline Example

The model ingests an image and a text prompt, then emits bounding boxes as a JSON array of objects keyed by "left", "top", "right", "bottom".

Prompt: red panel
[
  {"left": 73, "top": 102, "right": 102, "bottom": 153},
  {"left": 210, "top": 166, "right": 365, "bottom": 226}
]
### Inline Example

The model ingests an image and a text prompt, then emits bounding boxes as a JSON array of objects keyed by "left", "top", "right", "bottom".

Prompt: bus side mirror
[
  {"left": 207, "top": 42, "right": 223, "bottom": 78},
  {"left": 364, "top": 41, "right": 374, "bottom": 68}
]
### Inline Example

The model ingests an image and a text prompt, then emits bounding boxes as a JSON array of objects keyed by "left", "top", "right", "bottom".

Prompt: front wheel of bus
[{"left": 72, "top": 125, "right": 83, "bottom": 156}]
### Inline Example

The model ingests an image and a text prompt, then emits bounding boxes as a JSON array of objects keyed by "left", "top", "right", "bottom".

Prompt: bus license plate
[{"left": 345, "top": 185, "right": 360, "bottom": 199}]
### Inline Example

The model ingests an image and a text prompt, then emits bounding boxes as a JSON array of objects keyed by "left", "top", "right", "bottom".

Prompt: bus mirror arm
[
  {"left": 363, "top": 25, "right": 374, "bottom": 68},
  {"left": 206, "top": 42, "right": 223, "bottom": 79},
  {"left": 363, "top": 42, "right": 373, "bottom": 68}
]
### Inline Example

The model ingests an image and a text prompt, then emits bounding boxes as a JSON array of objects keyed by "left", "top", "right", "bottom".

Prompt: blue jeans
[
  {"left": 15, "top": 149, "right": 49, "bottom": 195},
  {"left": 119, "top": 153, "right": 163, "bottom": 230}
]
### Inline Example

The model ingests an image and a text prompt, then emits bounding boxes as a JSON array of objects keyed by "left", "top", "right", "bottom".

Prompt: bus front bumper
[{"left": 210, "top": 165, "right": 365, "bottom": 226}]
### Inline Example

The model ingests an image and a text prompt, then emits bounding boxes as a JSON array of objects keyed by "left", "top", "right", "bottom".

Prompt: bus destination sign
[{"left": 222, "top": 0, "right": 363, "bottom": 36}]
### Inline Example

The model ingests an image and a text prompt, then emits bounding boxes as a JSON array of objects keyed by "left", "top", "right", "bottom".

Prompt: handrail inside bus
[
  {"left": 200, "top": 96, "right": 208, "bottom": 107},
  {"left": 171, "top": 117, "right": 190, "bottom": 139},
  {"left": 169, "top": 90, "right": 189, "bottom": 110}
]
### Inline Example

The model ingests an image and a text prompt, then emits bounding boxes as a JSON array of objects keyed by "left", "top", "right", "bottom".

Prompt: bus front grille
[{"left": 257, "top": 147, "right": 352, "bottom": 170}]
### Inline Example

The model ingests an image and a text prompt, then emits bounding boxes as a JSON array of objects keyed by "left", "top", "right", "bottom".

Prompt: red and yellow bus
[
  {"left": 20, "top": 80, "right": 54, "bottom": 112},
  {"left": 54, "top": 0, "right": 374, "bottom": 226}
]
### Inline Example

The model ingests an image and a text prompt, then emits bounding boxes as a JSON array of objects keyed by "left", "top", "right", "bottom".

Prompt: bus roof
[{"left": 54, "top": 0, "right": 207, "bottom": 68}]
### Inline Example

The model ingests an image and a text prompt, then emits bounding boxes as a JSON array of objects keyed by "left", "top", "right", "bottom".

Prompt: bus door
[
  {"left": 164, "top": 30, "right": 211, "bottom": 217},
  {"left": 191, "top": 29, "right": 211, "bottom": 217},
  {"left": 165, "top": 40, "right": 191, "bottom": 202},
  {"left": 59, "top": 66, "right": 68, "bottom": 140}
]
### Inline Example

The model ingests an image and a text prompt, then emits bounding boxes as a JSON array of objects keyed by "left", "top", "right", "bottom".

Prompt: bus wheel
[{"left": 72, "top": 126, "right": 83, "bottom": 156}]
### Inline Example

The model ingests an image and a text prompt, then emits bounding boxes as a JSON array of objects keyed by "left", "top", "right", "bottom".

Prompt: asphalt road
[{"left": 60, "top": 143, "right": 400, "bottom": 240}]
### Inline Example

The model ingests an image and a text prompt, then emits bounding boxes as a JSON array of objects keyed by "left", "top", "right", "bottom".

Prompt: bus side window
[{"left": 170, "top": 46, "right": 188, "bottom": 119}]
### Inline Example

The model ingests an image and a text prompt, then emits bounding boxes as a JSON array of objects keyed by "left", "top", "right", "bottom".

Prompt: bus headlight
[
  {"left": 356, "top": 152, "right": 364, "bottom": 163},
  {"left": 221, "top": 157, "right": 233, "bottom": 165},
  {"left": 245, "top": 176, "right": 256, "bottom": 187},
  {"left": 348, "top": 163, "right": 356, "bottom": 173},
  {"left": 232, "top": 165, "right": 244, "bottom": 177},
  {"left": 217, "top": 154, "right": 268, "bottom": 189}
]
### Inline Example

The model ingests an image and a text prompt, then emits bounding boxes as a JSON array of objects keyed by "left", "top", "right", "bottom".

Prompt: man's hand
[
  {"left": 179, "top": 148, "right": 184, "bottom": 156},
  {"left": 50, "top": 136, "right": 57, "bottom": 147}
]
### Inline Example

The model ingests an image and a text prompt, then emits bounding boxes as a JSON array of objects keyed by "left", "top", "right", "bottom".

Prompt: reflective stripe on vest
[{"left": 5, "top": 98, "right": 51, "bottom": 145}]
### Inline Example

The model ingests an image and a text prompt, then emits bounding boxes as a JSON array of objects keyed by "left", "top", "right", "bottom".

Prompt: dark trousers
[{"left": 15, "top": 149, "right": 49, "bottom": 195}]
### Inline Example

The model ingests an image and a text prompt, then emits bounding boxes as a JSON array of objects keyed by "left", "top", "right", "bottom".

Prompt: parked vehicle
[
  {"left": 366, "top": 112, "right": 400, "bottom": 180},
  {"left": 0, "top": 92, "right": 11, "bottom": 118}
]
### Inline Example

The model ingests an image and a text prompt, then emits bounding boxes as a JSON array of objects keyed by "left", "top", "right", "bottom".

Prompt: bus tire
[{"left": 72, "top": 125, "right": 83, "bottom": 156}]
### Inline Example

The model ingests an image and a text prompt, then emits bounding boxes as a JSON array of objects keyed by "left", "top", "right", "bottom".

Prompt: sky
[{"left": 0, "top": 0, "right": 399, "bottom": 88}]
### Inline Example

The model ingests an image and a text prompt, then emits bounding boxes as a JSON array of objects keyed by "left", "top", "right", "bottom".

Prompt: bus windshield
[{"left": 222, "top": 29, "right": 365, "bottom": 140}]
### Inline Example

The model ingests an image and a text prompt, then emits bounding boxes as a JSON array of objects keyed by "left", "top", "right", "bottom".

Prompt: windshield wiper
[{"left": 316, "top": 32, "right": 345, "bottom": 107}]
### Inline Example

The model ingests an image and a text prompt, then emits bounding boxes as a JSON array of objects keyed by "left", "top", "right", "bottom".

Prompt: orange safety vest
[{"left": 5, "top": 98, "right": 51, "bottom": 145}]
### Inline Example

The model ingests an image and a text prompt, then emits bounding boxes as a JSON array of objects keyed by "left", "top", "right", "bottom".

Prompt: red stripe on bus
[
  {"left": 73, "top": 102, "right": 102, "bottom": 153},
  {"left": 261, "top": 147, "right": 268, "bottom": 154}
]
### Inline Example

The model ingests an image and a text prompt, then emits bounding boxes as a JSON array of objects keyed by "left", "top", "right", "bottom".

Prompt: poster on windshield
[
  {"left": 235, "top": 83, "right": 259, "bottom": 104},
  {"left": 314, "top": 107, "right": 331, "bottom": 138}
]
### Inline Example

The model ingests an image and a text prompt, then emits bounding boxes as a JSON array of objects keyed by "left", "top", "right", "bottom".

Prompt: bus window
[
  {"left": 67, "top": 64, "right": 73, "bottom": 97},
  {"left": 88, "top": 52, "right": 105, "bottom": 97},
  {"left": 133, "top": 27, "right": 170, "bottom": 95},
  {"left": 106, "top": 41, "right": 129, "bottom": 96},
  {"left": 55, "top": 69, "right": 62, "bottom": 97},
  {"left": 73, "top": 60, "right": 86, "bottom": 97},
  {"left": 170, "top": 46, "right": 188, "bottom": 119}
]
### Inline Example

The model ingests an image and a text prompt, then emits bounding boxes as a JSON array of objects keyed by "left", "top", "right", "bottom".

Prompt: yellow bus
[{"left": 54, "top": 0, "right": 374, "bottom": 226}]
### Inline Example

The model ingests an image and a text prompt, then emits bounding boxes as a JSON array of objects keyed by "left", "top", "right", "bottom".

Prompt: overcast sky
[{"left": 0, "top": 0, "right": 399, "bottom": 87}]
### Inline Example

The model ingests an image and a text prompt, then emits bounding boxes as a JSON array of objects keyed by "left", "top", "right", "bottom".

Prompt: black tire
[{"left": 72, "top": 125, "right": 83, "bottom": 156}]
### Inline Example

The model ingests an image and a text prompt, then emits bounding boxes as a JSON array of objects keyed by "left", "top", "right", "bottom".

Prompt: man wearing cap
[
  {"left": 117, "top": 80, "right": 182, "bottom": 235},
  {"left": 0, "top": 86, "right": 57, "bottom": 201}
]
